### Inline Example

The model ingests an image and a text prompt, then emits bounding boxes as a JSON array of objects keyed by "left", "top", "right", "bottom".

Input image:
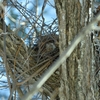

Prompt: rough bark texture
[{"left": 54, "top": 0, "right": 99, "bottom": 100}]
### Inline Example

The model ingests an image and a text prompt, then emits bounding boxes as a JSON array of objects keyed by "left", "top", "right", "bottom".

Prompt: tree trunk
[{"left": 54, "top": 0, "right": 99, "bottom": 100}]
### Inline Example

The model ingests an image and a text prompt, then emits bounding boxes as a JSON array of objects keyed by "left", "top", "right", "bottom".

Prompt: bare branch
[{"left": 21, "top": 13, "right": 100, "bottom": 100}]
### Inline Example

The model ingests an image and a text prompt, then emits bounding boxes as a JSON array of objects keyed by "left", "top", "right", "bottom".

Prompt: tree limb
[{"left": 21, "top": 13, "right": 100, "bottom": 100}]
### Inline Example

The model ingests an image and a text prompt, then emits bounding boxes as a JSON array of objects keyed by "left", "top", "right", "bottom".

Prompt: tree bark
[{"left": 54, "top": 0, "right": 99, "bottom": 100}]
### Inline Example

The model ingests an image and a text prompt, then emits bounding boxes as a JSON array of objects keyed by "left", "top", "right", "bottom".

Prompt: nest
[{"left": 0, "top": 32, "right": 60, "bottom": 96}]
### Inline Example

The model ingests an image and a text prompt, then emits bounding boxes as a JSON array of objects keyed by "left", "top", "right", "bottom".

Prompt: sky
[{"left": 5, "top": 0, "right": 56, "bottom": 25}]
